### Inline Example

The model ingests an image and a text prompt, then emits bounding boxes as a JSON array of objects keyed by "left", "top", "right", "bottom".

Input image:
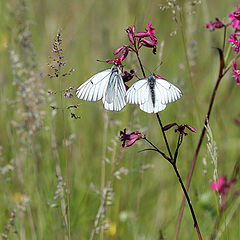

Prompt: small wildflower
[
  {"left": 229, "top": 6, "right": 240, "bottom": 30},
  {"left": 120, "top": 128, "right": 143, "bottom": 147},
  {"left": 205, "top": 18, "right": 225, "bottom": 31},
  {"left": 163, "top": 123, "right": 196, "bottom": 136},
  {"left": 232, "top": 61, "right": 240, "bottom": 85}
]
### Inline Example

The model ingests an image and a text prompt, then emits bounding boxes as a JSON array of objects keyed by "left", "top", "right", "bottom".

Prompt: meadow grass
[{"left": 0, "top": 0, "right": 240, "bottom": 239}]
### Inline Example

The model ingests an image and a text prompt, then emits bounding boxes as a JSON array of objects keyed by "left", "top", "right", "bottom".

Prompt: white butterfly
[
  {"left": 126, "top": 74, "right": 182, "bottom": 113},
  {"left": 76, "top": 64, "right": 126, "bottom": 111}
]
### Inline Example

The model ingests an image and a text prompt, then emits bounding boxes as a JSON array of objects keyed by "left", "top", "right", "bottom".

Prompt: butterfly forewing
[{"left": 76, "top": 69, "right": 111, "bottom": 101}]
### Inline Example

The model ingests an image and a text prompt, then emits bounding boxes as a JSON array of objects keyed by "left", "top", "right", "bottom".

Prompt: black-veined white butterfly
[
  {"left": 76, "top": 64, "right": 126, "bottom": 111},
  {"left": 126, "top": 74, "right": 182, "bottom": 113}
]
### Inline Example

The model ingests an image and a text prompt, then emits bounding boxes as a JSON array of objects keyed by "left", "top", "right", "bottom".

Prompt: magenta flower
[
  {"left": 135, "top": 22, "right": 157, "bottom": 42},
  {"left": 126, "top": 26, "right": 136, "bottom": 45},
  {"left": 229, "top": 6, "right": 240, "bottom": 30},
  {"left": 228, "top": 32, "right": 240, "bottom": 53},
  {"left": 232, "top": 61, "right": 240, "bottom": 85},
  {"left": 105, "top": 57, "right": 123, "bottom": 66},
  {"left": 205, "top": 18, "right": 225, "bottom": 31},
  {"left": 163, "top": 123, "right": 196, "bottom": 136},
  {"left": 211, "top": 176, "right": 238, "bottom": 211},
  {"left": 140, "top": 38, "right": 157, "bottom": 54},
  {"left": 120, "top": 128, "right": 143, "bottom": 147}
]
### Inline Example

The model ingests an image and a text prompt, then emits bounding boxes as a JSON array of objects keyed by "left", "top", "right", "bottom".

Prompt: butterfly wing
[
  {"left": 76, "top": 69, "right": 111, "bottom": 101},
  {"left": 155, "top": 78, "right": 183, "bottom": 105},
  {"left": 103, "top": 70, "right": 126, "bottom": 111},
  {"left": 126, "top": 79, "right": 149, "bottom": 105}
]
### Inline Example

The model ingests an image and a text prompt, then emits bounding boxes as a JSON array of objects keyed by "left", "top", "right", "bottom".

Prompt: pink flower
[
  {"left": 120, "top": 128, "right": 142, "bottom": 147},
  {"left": 211, "top": 177, "right": 226, "bottom": 193},
  {"left": 126, "top": 26, "right": 136, "bottom": 45},
  {"left": 232, "top": 61, "right": 240, "bottom": 85},
  {"left": 163, "top": 123, "right": 196, "bottom": 136},
  {"left": 105, "top": 58, "right": 123, "bottom": 66},
  {"left": 229, "top": 6, "right": 240, "bottom": 30},
  {"left": 228, "top": 32, "right": 240, "bottom": 53},
  {"left": 140, "top": 38, "right": 157, "bottom": 54},
  {"left": 135, "top": 22, "right": 156, "bottom": 41},
  {"left": 205, "top": 18, "right": 225, "bottom": 31},
  {"left": 112, "top": 45, "right": 129, "bottom": 63}
]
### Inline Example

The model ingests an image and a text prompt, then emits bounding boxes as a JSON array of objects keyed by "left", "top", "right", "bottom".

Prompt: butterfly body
[
  {"left": 148, "top": 74, "right": 156, "bottom": 107},
  {"left": 76, "top": 64, "right": 126, "bottom": 111},
  {"left": 126, "top": 74, "right": 182, "bottom": 113}
]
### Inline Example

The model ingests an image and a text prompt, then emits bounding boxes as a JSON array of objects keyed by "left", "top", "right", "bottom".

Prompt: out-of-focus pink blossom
[
  {"left": 205, "top": 18, "right": 225, "bottom": 31},
  {"left": 232, "top": 61, "right": 240, "bottom": 85},
  {"left": 229, "top": 6, "right": 240, "bottom": 30},
  {"left": 211, "top": 177, "right": 237, "bottom": 196},
  {"left": 211, "top": 177, "right": 226, "bottom": 193},
  {"left": 120, "top": 128, "right": 142, "bottom": 147},
  {"left": 228, "top": 32, "right": 240, "bottom": 53}
]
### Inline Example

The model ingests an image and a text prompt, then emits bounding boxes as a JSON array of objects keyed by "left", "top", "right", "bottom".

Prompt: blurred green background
[{"left": 0, "top": 0, "right": 240, "bottom": 239}]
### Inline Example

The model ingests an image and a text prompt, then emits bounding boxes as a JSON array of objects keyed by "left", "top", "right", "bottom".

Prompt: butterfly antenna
[
  {"left": 96, "top": 59, "right": 112, "bottom": 65},
  {"left": 152, "top": 61, "right": 163, "bottom": 73},
  {"left": 141, "top": 64, "right": 151, "bottom": 76}
]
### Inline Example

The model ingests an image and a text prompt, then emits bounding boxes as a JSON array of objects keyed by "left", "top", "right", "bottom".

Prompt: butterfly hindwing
[{"left": 103, "top": 71, "right": 126, "bottom": 111}]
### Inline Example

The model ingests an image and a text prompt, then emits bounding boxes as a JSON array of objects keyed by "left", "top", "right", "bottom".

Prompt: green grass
[{"left": 0, "top": 0, "right": 240, "bottom": 239}]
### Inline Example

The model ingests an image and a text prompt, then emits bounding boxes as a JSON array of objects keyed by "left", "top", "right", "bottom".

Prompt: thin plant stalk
[
  {"left": 174, "top": 49, "right": 239, "bottom": 239},
  {"left": 144, "top": 137, "right": 203, "bottom": 239}
]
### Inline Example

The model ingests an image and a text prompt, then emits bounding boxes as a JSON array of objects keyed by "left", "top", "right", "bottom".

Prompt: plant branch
[
  {"left": 156, "top": 113, "right": 173, "bottom": 160},
  {"left": 174, "top": 135, "right": 183, "bottom": 164},
  {"left": 143, "top": 137, "right": 170, "bottom": 162}
]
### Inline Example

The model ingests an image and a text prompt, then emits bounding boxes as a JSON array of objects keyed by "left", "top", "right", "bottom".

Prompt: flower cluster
[
  {"left": 232, "top": 61, "right": 240, "bottom": 85},
  {"left": 228, "top": 6, "right": 240, "bottom": 85},
  {"left": 106, "top": 22, "right": 158, "bottom": 66},
  {"left": 229, "top": 5, "right": 240, "bottom": 30},
  {"left": 206, "top": 6, "right": 240, "bottom": 86}
]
